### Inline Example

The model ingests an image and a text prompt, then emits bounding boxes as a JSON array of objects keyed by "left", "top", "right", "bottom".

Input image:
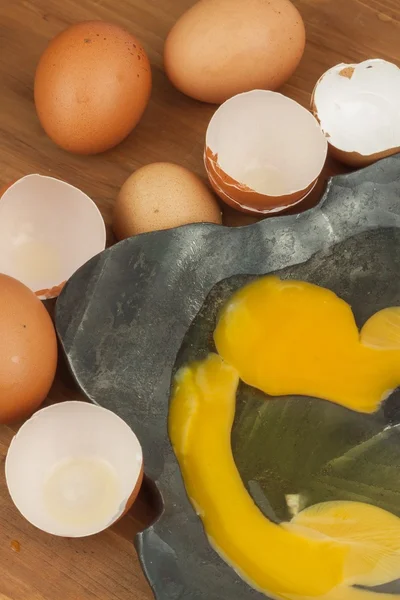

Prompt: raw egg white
[
  {"left": 0, "top": 175, "right": 106, "bottom": 299},
  {"left": 0, "top": 274, "right": 57, "bottom": 424},
  {"left": 6, "top": 402, "right": 143, "bottom": 537},
  {"left": 164, "top": 0, "right": 306, "bottom": 104},
  {"left": 113, "top": 162, "right": 222, "bottom": 238},
  {"left": 204, "top": 91, "right": 327, "bottom": 214},
  {"left": 34, "top": 21, "right": 152, "bottom": 154}
]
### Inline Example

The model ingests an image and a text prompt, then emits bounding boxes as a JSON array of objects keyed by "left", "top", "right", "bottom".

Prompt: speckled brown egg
[
  {"left": 113, "top": 162, "right": 222, "bottom": 238},
  {"left": 0, "top": 274, "right": 58, "bottom": 424},
  {"left": 34, "top": 21, "right": 152, "bottom": 154},
  {"left": 164, "top": 0, "right": 306, "bottom": 104}
]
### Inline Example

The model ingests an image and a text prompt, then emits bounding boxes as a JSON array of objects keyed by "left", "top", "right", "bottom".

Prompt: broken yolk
[
  {"left": 169, "top": 354, "right": 400, "bottom": 600},
  {"left": 169, "top": 277, "right": 400, "bottom": 599},
  {"left": 170, "top": 354, "right": 347, "bottom": 598},
  {"left": 214, "top": 276, "right": 400, "bottom": 413}
]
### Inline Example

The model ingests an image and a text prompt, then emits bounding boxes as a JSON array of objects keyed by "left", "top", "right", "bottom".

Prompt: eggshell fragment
[
  {"left": 312, "top": 59, "right": 400, "bottom": 167},
  {"left": 164, "top": 0, "right": 306, "bottom": 104},
  {"left": 0, "top": 274, "right": 57, "bottom": 424},
  {"left": 0, "top": 175, "right": 106, "bottom": 299},
  {"left": 6, "top": 402, "right": 143, "bottom": 537},
  {"left": 204, "top": 90, "right": 328, "bottom": 214},
  {"left": 113, "top": 162, "right": 222, "bottom": 238}
]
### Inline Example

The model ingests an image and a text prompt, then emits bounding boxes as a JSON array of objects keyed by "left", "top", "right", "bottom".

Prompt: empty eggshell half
[
  {"left": 204, "top": 90, "right": 328, "bottom": 214},
  {"left": 0, "top": 175, "right": 106, "bottom": 299},
  {"left": 6, "top": 401, "right": 143, "bottom": 537},
  {"left": 312, "top": 59, "right": 400, "bottom": 167}
]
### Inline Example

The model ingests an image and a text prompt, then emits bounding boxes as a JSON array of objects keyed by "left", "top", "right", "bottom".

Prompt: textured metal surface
[{"left": 56, "top": 154, "right": 400, "bottom": 600}]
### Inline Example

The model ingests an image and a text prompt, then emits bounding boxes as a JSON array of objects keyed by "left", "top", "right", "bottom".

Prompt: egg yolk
[
  {"left": 214, "top": 276, "right": 400, "bottom": 413},
  {"left": 169, "top": 354, "right": 400, "bottom": 600},
  {"left": 169, "top": 277, "right": 400, "bottom": 599}
]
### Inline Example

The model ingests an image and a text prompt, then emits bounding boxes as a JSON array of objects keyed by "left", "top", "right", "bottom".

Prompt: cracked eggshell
[
  {"left": 0, "top": 175, "right": 106, "bottom": 299},
  {"left": 204, "top": 90, "right": 328, "bottom": 215},
  {"left": 312, "top": 59, "right": 400, "bottom": 168},
  {"left": 6, "top": 402, "right": 143, "bottom": 537}
]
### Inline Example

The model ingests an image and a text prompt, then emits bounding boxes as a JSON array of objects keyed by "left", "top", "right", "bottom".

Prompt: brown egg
[
  {"left": 0, "top": 274, "right": 58, "bottom": 423},
  {"left": 34, "top": 21, "right": 152, "bottom": 154},
  {"left": 164, "top": 0, "right": 306, "bottom": 104},
  {"left": 113, "top": 162, "right": 222, "bottom": 238}
]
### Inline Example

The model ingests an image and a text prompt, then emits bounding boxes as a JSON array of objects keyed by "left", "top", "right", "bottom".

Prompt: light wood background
[{"left": 0, "top": 0, "right": 399, "bottom": 598}]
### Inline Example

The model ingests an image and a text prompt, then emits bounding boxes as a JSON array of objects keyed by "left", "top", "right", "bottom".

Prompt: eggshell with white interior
[
  {"left": 5, "top": 401, "right": 143, "bottom": 537},
  {"left": 204, "top": 90, "right": 328, "bottom": 215},
  {"left": 312, "top": 59, "right": 400, "bottom": 168},
  {"left": 0, "top": 175, "right": 106, "bottom": 299}
]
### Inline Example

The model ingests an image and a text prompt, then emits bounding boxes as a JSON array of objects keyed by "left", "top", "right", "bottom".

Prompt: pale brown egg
[
  {"left": 34, "top": 21, "right": 152, "bottom": 154},
  {"left": 0, "top": 274, "right": 58, "bottom": 423},
  {"left": 113, "top": 162, "right": 222, "bottom": 238},
  {"left": 164, "top": 0, "right": 306, "bottom": 104}
]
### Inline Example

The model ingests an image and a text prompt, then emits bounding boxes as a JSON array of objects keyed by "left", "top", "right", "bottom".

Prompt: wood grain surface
[{"left": 0, "top": 0, "right": 399, "bottom": 598}]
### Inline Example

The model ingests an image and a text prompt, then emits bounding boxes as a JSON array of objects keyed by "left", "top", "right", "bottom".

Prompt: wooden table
[{"left": 0, "top": 0, "right": 399, "bottom": 598}]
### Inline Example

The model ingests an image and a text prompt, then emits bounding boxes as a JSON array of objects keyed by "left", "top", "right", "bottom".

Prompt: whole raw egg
[
  {"left": 34, "top": 21, "right": 152, "bottom": 154},
  {"left": 0, "top": 274, "right": 58, "bottom": 423},
  {"left": 113, "top": 162, "right": 222, "bottom": 238},
  {"left": 164, "top": 0, "right": 306, "bottom": 104}
]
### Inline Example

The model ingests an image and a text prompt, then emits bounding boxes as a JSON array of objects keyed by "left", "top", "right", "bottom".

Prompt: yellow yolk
[
  {"left": 360, "top": 307, "right": 400, "bottom": 350},
  {"left": 169, "top": 354, "right": 400, "bottom": 600},
  {"left": 214, "top": 276, "right": 400, "bottom": 413},
  {"left": 291, "top": 501, "right": 400, "bottom": 588},
  {"left": 169, "top": 354, "right": 347, "bottom": 598}
]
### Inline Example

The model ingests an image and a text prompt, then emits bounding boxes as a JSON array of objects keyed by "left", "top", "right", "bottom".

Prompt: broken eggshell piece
[
  {"left": 5, "top": 401, "right": 143, "bottom": 537},
  {"left": 312, "top": 59, "right": 400, "bottom": 168},
  {"left": 0, "top": 175, "right": 106, "bottom": 299},
  {"left": 204, "top": 90, "right": 328, "bottom": 215}
]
